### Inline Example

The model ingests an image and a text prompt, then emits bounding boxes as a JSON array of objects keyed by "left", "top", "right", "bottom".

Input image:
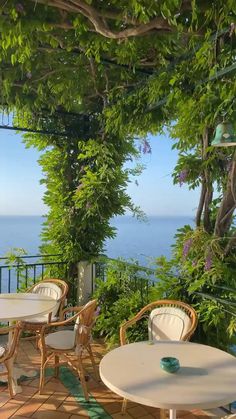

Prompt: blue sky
[{"left": 0, "top": 129, "right": 199, "bottom": 216}]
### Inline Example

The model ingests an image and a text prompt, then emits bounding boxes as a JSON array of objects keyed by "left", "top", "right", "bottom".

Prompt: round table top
[
  {"left": 0, "top": 293, "right": 58, "bottom": 321},
  {"left": 100, "top": 341, "right": 236, "bottom": 410}
]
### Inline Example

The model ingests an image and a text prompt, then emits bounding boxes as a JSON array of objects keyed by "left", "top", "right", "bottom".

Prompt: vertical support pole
[
  {"left": 169, "top": 409, "right": 176, "bottom": 419},
  {"left": 77, "top": 261, "right": 95, "bottom": 305}
]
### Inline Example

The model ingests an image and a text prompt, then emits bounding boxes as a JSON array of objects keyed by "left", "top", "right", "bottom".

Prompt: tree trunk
[
  {"left": 196, "top": 179, "right": 206, "bottom": 227},
  {"left": 202, "top": 128, "right": 213, "bottom": 233},
  {"left": 214, "top": 151, "right": 236, "bottom": 237}
]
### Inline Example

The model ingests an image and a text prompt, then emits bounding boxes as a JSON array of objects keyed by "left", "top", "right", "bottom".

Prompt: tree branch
[
  {"left": 196, "top": 178, "right": 206, "bottom": 227},
  {"left": 202, "top": 128, "right": 213, "bottom": 233},
  {"left": 30, "top": 0, "right": 173, "bottom": 39}
]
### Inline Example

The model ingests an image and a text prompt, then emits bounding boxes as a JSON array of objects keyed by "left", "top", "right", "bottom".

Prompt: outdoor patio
[{"left": 0, "top": 339, "right": 225, "bottom": 419}]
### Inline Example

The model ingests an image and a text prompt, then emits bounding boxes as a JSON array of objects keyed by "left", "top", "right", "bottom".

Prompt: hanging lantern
[{"left": 212, "top": 122, "right": 236, "bottom": 147}]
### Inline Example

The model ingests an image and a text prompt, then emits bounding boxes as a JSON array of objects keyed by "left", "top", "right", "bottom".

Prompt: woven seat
[{"left": 39, "top": 299, "right": 98, "bottom": 401}]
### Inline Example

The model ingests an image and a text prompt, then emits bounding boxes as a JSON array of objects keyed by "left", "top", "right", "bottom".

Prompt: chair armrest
[
  {"left": 120, "top": 304, "right": 152, "bottom": 345},
  {"left": 0, "top": 325, "right": 20, "bottom": 335},
  {"left": 62, "top": 305, "right": 84, "bottom": 317},
  {"left": 40, "top": 307, "right": 84, "bottom": 335},
  {"left": 120, "top": 313, "right": 145, "bottom": 345}
]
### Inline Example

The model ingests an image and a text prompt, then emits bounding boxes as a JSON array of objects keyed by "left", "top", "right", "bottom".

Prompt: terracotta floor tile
[
  {"left": 111, "top": 412, "right": 133, "bottom": 418},
  {"left": 56, "top": 399, "right": 82, "bottom": 414},
  {"left": 42, "top": 379, "right": 69, "bottom": 393},
  {"left": 0, "top": 391, "right": 11, "bottom": 407},
  {"left": 69, "top": 413, "right": 90, "bottom": 419},
  {"left": 14, "top": 393, "right": 50, "bottom": 417},
  {"left": 128, "top": 405, "right": 152, "bottom": 418},
  {"left": 32, "top": 410, "right": 71, "bottom": 419},
  {"left": 0, "top": 401, "right": 21, "bottom": 419},
  {"left": 103, "top": 400, "right": 123, "bottom": 414},
  {"left": 38, "top": 392, "right": 67, "bottom": 411}
]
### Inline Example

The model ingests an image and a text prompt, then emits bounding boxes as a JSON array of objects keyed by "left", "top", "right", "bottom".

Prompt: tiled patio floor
[{"left": 0, "top": 340, "right": 230, "bottom": 418}]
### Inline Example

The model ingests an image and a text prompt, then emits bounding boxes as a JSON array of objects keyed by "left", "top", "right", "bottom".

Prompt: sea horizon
[{"left": 0, "top": 214, "right": 195, "bottom": 265}]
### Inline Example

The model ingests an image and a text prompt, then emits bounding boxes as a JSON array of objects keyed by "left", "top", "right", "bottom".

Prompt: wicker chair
[
  {"left": 120, "top": 299, "right": 198, "bottom": 345},
  {"left": 0, "top": 324, "right": 21, "bottom": 397},
  {"left": 120, "top": 300, "right": 198, "bottom": 414},
  {"left": 20, "top": 279, "right": 68, "bottom": 343},
  {"left": 38, "top": 299, "right": 98, "bottom": 401}
]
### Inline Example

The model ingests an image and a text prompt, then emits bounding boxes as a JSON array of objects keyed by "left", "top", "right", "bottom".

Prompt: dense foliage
[
  {"left": 94, "top": 259, "right": 152, "bottom": 347},
  {"left": 0, "top": 1, "right": 236, "bottom": 346}
]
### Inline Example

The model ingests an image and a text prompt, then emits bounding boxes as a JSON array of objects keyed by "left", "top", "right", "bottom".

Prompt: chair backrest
[
  {"left": 147, "top": 300, "right": 197, "bottom": 341},
  {"left": 29, "top": 279, "right": 68, "bottom": 318},
  {"left": 74, "top": 299, "right": 97, "bottom": 349},
  {"left": 120, "top": 299, "right": 197, "bottom": 345}
]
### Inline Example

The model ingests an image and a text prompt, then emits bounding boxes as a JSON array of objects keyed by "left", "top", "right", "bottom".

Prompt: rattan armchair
[
  {"left": 38, "top": 299, "right": 98, "bottom": 401},
  {"left": 120, "top": 299, "right": 198, "bottom": 345},
  {"left": 120, "top": 300, "right": 198, "bottom": 415},
  {"left": 0, "top": 324, "right": 21, "bottom": 397},
  {"left": 19, "top": 278, "right": 68, "bottom": 343}
]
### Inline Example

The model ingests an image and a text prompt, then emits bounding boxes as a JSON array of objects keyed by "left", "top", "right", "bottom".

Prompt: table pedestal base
[
  {"left": 169, "top": 409, "right": 176, "bottom": 419},
  {"left": 0, "top": 363, "right": 38, "bottom": 395}
]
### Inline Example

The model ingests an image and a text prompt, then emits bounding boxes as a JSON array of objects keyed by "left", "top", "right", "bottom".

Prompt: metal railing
[
  {"left": 0, "top": 254, "right": 156, "bottom": 304},
  {"left": 94, "top": 256, "right": 156, "bottom": 305},
  {"left": 0, "top": 254, "right": 68, "bottom": 293}
]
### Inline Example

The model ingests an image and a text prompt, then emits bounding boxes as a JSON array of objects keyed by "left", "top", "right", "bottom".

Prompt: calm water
[{"left": 0, "top": 215, "right": 194, "bottom": 264}]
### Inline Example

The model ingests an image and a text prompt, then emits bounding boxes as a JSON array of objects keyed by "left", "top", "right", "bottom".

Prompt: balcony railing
[
  {"left": 0, "top": 254, "right": 68, "bottom": 293},
  {"left": 0, "top": 253, "right": 156, "bottom": 305}
]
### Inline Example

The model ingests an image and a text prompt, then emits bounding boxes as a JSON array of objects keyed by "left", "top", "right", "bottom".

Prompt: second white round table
[{"left": 100, "top": 340, "right": 236, "bottom": 419}]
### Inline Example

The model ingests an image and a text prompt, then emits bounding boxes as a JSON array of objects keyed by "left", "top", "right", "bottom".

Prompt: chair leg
[
  {"left": 160, "top": 409, "right": 166, "bottom": 419},
  {"left": 35, "top": 334, "right": 40, "bottom": 350},
  {"left": 39, "top": 354, "right": 46, "bottom": 394},
  {"left": 5, "top": 360, "right": 14, "bottom": 398},
  {"left": 87, "top": 344, "right": 99, "bottom": 381},
  {"left": 77, "top": 357, "right": 89, "bottom": 401},
  {"left": 121, "top": 398, "right": 127, "bottom": 414},
  {"left": 54, "top": 354, "right": 59, "bottom": 378}
]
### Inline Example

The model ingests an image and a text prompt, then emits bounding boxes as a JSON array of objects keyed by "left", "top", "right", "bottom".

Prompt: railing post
[{"left": 77, "top": 261, "right": 95, "bottom": 305}]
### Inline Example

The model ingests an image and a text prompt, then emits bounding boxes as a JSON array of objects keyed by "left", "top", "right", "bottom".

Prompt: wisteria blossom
[
  {"left": 142, "top": 139, "right": 152, "bottom": 154},
  {"left": 15, "top": 3, "right": 24, "bottom": 12},
  {"left": 178, "top": 169, "right": 188, "bottom": 186},
  {"left": 95, "top": 306, "right": 101, "bottom": 317},
  {"left": 204, "top": 253, "right": 213, "bottom": 271},
  {"left": 182, "top": 238, "right": 193, "bottom": 258}
]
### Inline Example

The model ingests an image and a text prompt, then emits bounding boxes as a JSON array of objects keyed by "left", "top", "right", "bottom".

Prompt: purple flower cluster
[
  {"left": 139, "top": 139, "right": 151, "bottom": 155},
  {"left": 204, "top": 253, "right": 213, "bottom": 271},
  {"left": 182, "top": 238, "right": 193, "bottom": 258},
  {"left": 95, "top": 306, "right": 101, "bottom": 317},
  {"left": 15, "top": 3, "right": 24, "bottom": 13},
  {"left": 178, "top": 169, "right": 188, "bottom": 186}
]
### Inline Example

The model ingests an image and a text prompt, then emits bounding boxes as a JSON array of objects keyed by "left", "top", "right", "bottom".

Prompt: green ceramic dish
[{"left": 160, "top": 357, "right": 180, "bottom": 373}]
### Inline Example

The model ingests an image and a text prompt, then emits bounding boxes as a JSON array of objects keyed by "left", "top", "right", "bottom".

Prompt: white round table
[
  {"left": 0, "top": 293, "right": 57, "bottom": 394},
  {"left": 100, "top": 341, "right": 236, "bottom": 419},
  {"left": 0, "top": 293, "right": 58, "bottom": 321}
]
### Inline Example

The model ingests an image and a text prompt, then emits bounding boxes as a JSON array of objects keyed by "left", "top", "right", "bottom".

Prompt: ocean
[{"left": 0, "top": 215, "right": 194, "bottom": 265}]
